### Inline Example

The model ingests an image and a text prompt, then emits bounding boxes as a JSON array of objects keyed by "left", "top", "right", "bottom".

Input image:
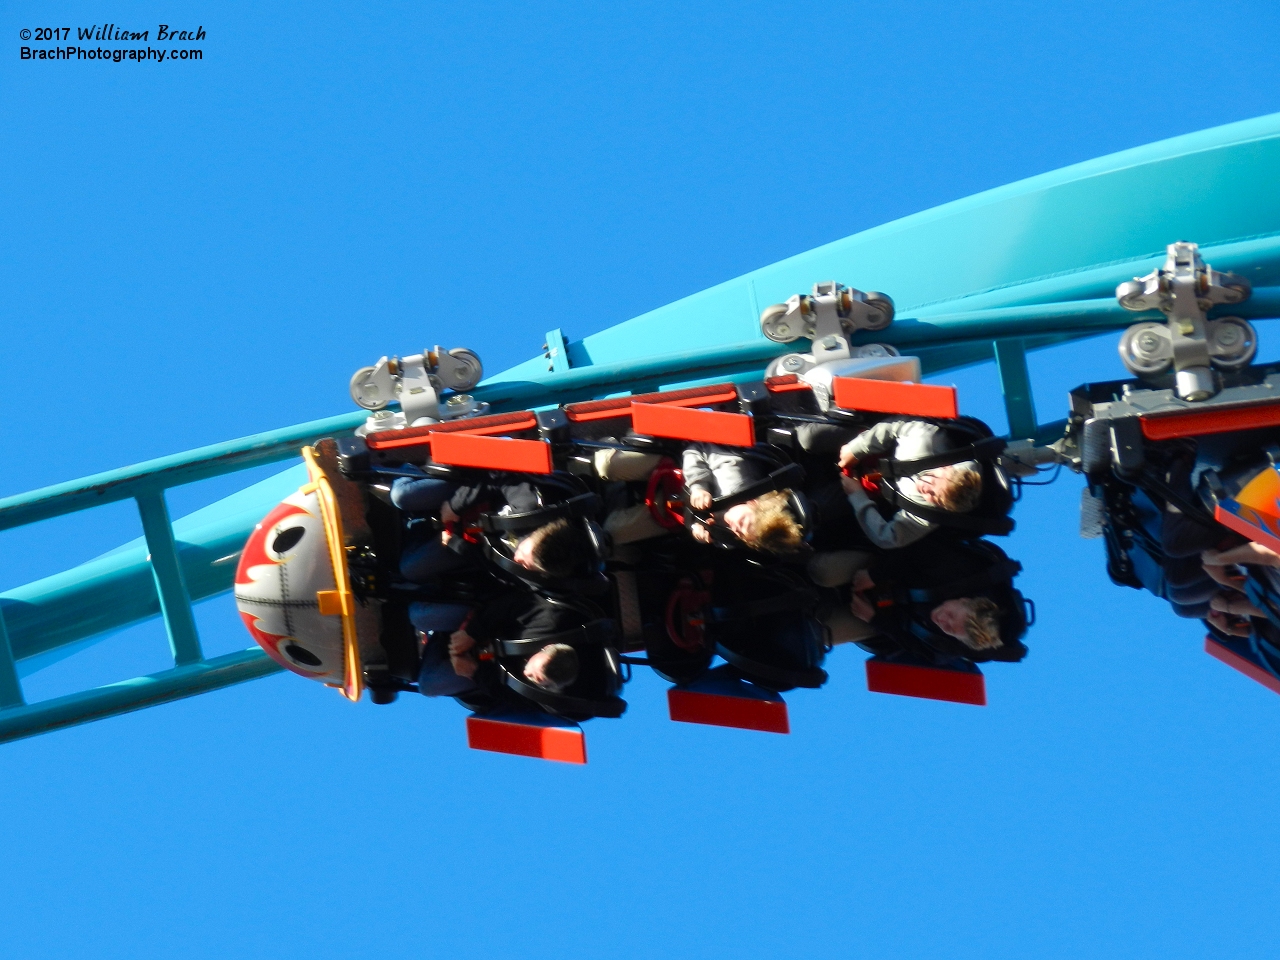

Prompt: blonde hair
[
  {"left": 964, "top": 597, "right": 1002, "bottom": 650},
  {"left": 741, "top": 490, "right": 805, "bottom": 555},
  {"left": 937, "top": 464, "right": 983, "bottom": 513}
]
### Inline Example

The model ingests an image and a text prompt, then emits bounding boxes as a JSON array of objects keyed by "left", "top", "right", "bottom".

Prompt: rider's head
[
  {"left": 930, "top": 596, "right": 1001, "bottom": 650},
  {"left": 915, "top": 462, "right": 983, "bottom": 513},
  {"left": 512, "top": 518, "right": 593, "bottom": 579},
  {"left": 523, "top": 642, "right": 579, "bottom": 693},
  {"left": 723, "top": 490, "right": 804, "bottom": 555}
]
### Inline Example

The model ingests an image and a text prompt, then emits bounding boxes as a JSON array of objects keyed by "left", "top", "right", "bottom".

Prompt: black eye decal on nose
[
  {"left": 284, "top": 643, "right": 322, "bottom": 666},
  {"left": 272, "top": 526, "right": 305, "bottom": 554}
]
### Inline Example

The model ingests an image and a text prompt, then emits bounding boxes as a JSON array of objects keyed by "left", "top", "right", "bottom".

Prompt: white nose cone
[{"left": 234, "top": 488, "right": 346, "bottom": 685}]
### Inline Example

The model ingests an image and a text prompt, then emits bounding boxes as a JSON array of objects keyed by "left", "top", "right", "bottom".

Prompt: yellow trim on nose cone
[{"left": 301, "top": 446, "right": 363, "bottom": 703}]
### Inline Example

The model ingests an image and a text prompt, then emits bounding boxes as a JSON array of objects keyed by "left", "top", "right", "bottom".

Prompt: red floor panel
[
  {"left": 1204, "top": 635, "right": 1280, "bottom": 698},
  {"left": 667, "top": 687, "right": 789, "bottom": 733},
  {"left": 865, "top": 658, "right": 986, "bottom": 705},
  {"left": 465, "top": 716, "right": 587, "bottom": 764}
]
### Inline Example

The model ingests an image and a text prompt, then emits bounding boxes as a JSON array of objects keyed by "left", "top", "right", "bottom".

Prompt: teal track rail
[{"left": 3, "top": 113, "right": 1280, "bottom": 744}]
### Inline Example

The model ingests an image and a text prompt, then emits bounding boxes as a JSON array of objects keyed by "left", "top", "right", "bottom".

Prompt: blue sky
[{"left": 3, "top": 2, "right": 1280, "bottom": 958}]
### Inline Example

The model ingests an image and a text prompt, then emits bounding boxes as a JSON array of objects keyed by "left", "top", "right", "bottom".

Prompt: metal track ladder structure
[{"left": 3, "top": 113, "right": 1280, "bottom": 744}]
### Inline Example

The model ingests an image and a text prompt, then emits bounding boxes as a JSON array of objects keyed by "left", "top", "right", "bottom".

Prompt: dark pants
[
  {"left": 391, "top": 475, "right": 468, "bottom": 583},
  {"left": 410, "top": 603, "right": 476, "bottom": 697}
]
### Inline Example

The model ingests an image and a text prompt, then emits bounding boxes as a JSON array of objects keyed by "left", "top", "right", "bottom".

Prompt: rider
[
  {"left": 415, "top": 589, "right": 583, "bottom": 697},
  {"left": 836, "top": 418, "right": 983, "bottom": 549},
  {"left": 811, "top": 537, "right": 1026, "bottom": 662},
  {"left": 682, "top": 442, "right": 804, "bottom": 554},
  {"left": 390, "top": 470, "right": 593, "bottom": 583}
]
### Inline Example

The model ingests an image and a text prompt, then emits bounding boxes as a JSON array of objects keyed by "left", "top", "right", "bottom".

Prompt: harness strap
[
  {"left": 495, "top": 619, "right": 618, "bottom": 657},
  {"left": 478, "top": 492, "right": 600, "bottom": 533},
  {"left": 878, "top": 480, "right": 1015, "bottom": 535},
  {"left": 711, "top": 589, "right": 819, "bottom": 621},
  {"left": 885, "top": 436, "right": 1007, "bottom": 478},
  {"left": 687, "top": 462, "right": 807, "bottom": 524},
  {"left": 905, "top": 559, "right": 1023, "bottom": 604},
  {"left": 499, "top": 665, "right": 626, "bottom": 718},
  {"left": 714, "top": 642, "right": 827, "bottom": 689}
]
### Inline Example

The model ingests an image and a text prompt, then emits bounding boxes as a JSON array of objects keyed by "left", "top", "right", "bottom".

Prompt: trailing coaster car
[
  {"left": 1067, "top": 363, "right": 1280, "bottom": 615},
  {"left": 1065, "top": 247, "right": 1273, "bottom": 573}
]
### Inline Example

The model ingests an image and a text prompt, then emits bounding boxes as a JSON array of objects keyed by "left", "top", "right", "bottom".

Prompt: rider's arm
[
  {"left": 681, "top": 444, "right": 716, "bottom": 496},
  {"left": 845, "top": 481, "right": 936, "bottom": 550},
  {"left": 844, "top": 419, "right": 907, "bottom": 460}
]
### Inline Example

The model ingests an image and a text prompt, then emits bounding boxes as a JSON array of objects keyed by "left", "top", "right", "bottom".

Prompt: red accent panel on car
[
  {"left": 465, "top": 716, "right": 587, "bottom": 764},
  {"left": 431, "top": 433, "right": 554, "bottom": 473},
  {"left": 631, "top": 403, "right": 755, "bottom": 447},
  {"left": 832, "top": 378, "right": 959, "bottom": 419},
  {"left": 764, "top": 374, "right": 813, "bottom": 394},
  {"left": 865, "top": 659, "right": 986, "bottom": 705},
  {"left": 1140, "top": 401, "right": 1280, "bottom": 440},
  {"left": 564, "top": 383, "right": 739, "bottom": 423},
  {"left": 1214, "top": 504, "right": 1280, "bottom": 556},
  {"left": 364, "top": 411, "right": 539, "bottom": 451},
  {"left": 667, "top": 688, "right": 790, "bottom": 734}
]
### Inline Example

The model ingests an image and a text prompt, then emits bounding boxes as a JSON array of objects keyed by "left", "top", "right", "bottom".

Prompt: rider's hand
[
  {"left": 448, "top": 629, "right": 475, "bottom": 656},
  {"left": 688, "top": 488, "right": 713, "bottom": 511},
  {"left": 690, "top": 522, "right": 712, "bottom": 544},
  {"left": 1203, "top": 562, "right": 1247, "bottom": 591},
  {"left": 1203, "top": 541, "right": 1280, "bottom": 568},
  {"left": 852, "top": 569, "right": 874, "bottom": 592},
  {"left": 1211, "top": 591, "right": 1265, "bottom": 618},
  {"left": 849, "top": 592, "right": 876, "bottom": 623},
  {"left": 837, "top": 442, "right": 859, "bottom": 471},
  {"left": 1208, "top": 609, "right": 1252, "bottom": 638},
  {"left": 450, "top": 654, "right": 479, "bottom": 679}
]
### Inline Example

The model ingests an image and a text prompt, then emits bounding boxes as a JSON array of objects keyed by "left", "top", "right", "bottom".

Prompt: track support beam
[
  {"left": 136, "top": 491, "right": 204, "bottom": 666},
  {"left": 994, "top": 338, "right": 1039, "bottom": 440},
  {"left": 0, "top": 608, "right": 24, "bottom": 709},
  {"left": 0, "top": 648, "right": 281, "bottom": 745},
  {"left": 543, "top": 328, "right": 572, "bottom": 373}
]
